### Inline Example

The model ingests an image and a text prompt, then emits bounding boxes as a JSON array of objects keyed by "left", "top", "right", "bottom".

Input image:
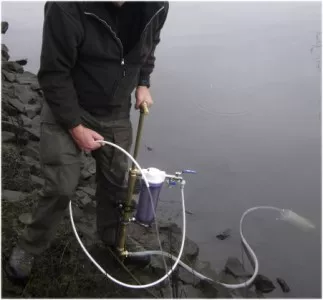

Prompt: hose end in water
[{"left": 279, "top": 209, "right": 315, "bottom": 231}]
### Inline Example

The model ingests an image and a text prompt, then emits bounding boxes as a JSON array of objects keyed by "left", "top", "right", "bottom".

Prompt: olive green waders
[{"left": 18, "top": 101, "right": 132, "bottom": 255}]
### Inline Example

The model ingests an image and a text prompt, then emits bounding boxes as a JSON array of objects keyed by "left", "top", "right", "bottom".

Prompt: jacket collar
[{"left": 83, "top": 1, "right": 166, "bottom": 30}]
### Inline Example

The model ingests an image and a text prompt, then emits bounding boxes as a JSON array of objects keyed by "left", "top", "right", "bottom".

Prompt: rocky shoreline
[{"left": 1, "top": 21, "right": 273, "bottom": 298}]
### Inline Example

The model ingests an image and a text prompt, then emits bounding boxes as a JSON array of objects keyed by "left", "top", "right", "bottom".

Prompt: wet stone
[
  {"left": 2, "top": 109, "right": 9, "bottom": 121},
  {"left": 16, "top": 71, "right": 38, "bottom": 85},
  {"left": 30, "top": 82, "right": 41, "bottom": 91},
  {"left": 7, "top": 97, "right": 26, "bottom": 113},
  {"left": 177, "top": 282, "right": 204, "bottom": 298},
  {"left": 2, "top": 61, "right": 23, "bottom": 73},
  {"left": 83, "top": 202, "right": 96, "bottom": 215},
  {"left": 12, "top": 84, "right": 36, "bottom": 104},
  {"left": 2, "top": 120, "right": 20, "bottom": 133},
  {"left": 253, "top": 274, "right": 275, "bottom": 294},
  {"left": 65, "top": 204, "right": 84, "bottom": 221},
  {"left": 2, "top": 82, "right": 15, "bottom": 98},
  {"left": 19, "top": 114, "right": 33, "bottom": 127},
  {"left": 196, "top": 280, "right": 222, "bottom": 298},
  {"left": 25, "top": 103, "right": 41, "bottom": 118},
  {"left": 276, "top": 277, "right": 290, "bottom": 293},
  {"left": 2, "top": 190, "right": 28, "bottom": 203},
  {"left": 162, "top": 232, "right": 199, "bottom": 262},
  {"left": 19, "top": 212, "right": 32, "bottom": 225},
  {"left": 78, "top": 186, "right": 96, "bottom": 197},
  {"left": 216, "top": 228, "right": 231, "bottom": 240},
  {"left": 22, "top": 156, "right": 41, "bottom": 175},
  {"left": 16, "top": 131, "right": 29, "bottom": 146},
  {"left": 26, "top": 142, "right": 40, "bottom": 157},
  {"left": 31, "top": 115, "right": 40, "bottom": 127},
  {"left": 2, "top": 43, "right": 8, "bottom": 53},
  {"left": 15, "top": 59, "right": 27, "bottom": 66},
  {"left": 178, "top": 265, "right": 201, "bottom": 286},
  {"left": 2, "top": 131, "right": 16, "bottom": 143},
  {"left": 81, "top": 169, "right": 94, "bottom": 180},
  {"left": 2, "top": 43, "right": 9, "bottom": 61},
  {"left": 31, "top": 175, "right": 44, "bottom": 188},
  {"left": 75, "top": 222, "right": 96, "bottom": 241},
  {"left": 81, "top": 156, "right": 96, "bottom": 179},
  {"left": 2, "top": 21, "right": 9, "bottom": 34},
  {"left": 224, "top": 256, "right": 250, "bottom": 278},
  {"left": 25, "top": 126, "right": 40, "bottom": 141},
  {"left": 2, "top": 101, "right": 19, "bottom": 116},
  {"left": 76, "top": 190, "right": 92, "bottom": 206},
  {"left": 2, "top": 69, "right": 16, "bottom": 82}
]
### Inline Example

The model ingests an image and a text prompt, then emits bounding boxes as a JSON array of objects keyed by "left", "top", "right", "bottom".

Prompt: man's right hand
[{"left": 69, "top": 124, "right": 104, "bottom": 151}]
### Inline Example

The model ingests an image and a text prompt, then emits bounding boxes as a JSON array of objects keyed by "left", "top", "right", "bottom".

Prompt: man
[{"left": 7, "top": 1, "right": 169, "bottom": 282}]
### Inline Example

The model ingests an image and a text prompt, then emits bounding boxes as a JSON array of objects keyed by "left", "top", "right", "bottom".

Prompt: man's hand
[
  {"left": 69, "top": 124, "right": 104, "bottom": 151},
  {"left": 135, "top": 86, "right": 153, "bottom": 109}
]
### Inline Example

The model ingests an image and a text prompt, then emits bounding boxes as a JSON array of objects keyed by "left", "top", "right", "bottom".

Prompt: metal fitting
[{"left": 120, "top": 250, "right": 128, "bottom": 257}]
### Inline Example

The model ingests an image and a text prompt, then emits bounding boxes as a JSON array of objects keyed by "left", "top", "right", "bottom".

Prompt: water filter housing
[{"left": 135, "top": 168, "right": 166, "bottom": 225}]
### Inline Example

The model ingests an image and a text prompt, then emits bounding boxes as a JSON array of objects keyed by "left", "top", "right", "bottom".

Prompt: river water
[{"left": 2, "top": 1, "right": 321, "bottom": 298}]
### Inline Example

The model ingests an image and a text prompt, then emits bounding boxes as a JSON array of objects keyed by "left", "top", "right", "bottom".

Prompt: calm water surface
[{"left": 2, "top": 1, "right": 321, "bottom": 297}]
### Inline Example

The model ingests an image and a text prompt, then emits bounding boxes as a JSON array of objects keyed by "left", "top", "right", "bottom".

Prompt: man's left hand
[{"left": 135, "top": 86, "right": 153, "bottom": 109}]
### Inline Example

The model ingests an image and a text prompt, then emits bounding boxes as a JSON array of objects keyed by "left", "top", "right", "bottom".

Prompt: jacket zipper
[
  {"left": 85, "top": 5, "right": 165, "bottom": 78},
  {"left": 84, "top": 12, "right": 125, "bottom": 74}
]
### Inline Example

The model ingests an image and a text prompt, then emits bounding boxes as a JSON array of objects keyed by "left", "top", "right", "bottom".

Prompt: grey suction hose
[{"left": 70, "top": 140, "right": 316, "bottom": 290}]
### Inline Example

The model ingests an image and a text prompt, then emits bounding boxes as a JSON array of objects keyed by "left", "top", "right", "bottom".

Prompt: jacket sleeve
[
  {"left": 138, "top": 5, "right": 168, "bottom": 88},
  {"left": 37, "top": 2, "right": 84, "bottom": 129}
]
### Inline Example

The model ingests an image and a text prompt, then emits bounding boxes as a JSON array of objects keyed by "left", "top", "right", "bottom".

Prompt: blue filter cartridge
[{"left": 135, "top": 167, "right": 166, "bottom": 226}]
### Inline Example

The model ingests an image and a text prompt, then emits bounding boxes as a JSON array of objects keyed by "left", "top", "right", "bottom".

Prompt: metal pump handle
[{"left": 140, "top": 101, "right": 149, "bottom": 115}]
